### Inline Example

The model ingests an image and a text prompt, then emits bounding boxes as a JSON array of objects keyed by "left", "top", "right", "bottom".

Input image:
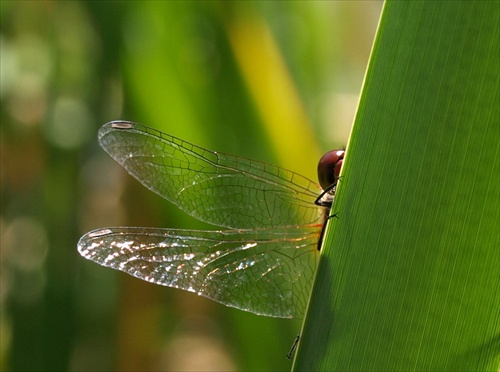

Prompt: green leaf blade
[{"left": 294, "top": 1, "right": 500, "bottom": 370}]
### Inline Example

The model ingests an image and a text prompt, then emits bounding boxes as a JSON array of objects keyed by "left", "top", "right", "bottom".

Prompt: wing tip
[
  {"left": 77, "top": 228, "right": 114, "bottom": 256},
  {"left": 99, "top": 120, "right": 135, "bottom": 135},
  {"left": 87, "top": 228, "right": 114, "bottom": 238},
  {"left": 98, "top": 120, "right": 138, "bottom": 144},
  {"left": 108, "top": 121, "right": 135, "bottom": 130}
]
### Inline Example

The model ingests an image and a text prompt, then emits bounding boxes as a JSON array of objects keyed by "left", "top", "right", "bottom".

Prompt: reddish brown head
[{"left": 317, "top": 149, "right": 345, "bottom": 191}]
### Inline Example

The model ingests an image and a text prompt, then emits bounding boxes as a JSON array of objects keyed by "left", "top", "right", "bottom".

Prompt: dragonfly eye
[{"left": 317, "top": 149, "right": 345, "bottom": 191}]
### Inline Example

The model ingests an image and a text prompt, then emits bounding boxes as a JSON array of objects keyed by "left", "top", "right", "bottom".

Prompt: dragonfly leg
[{"left": 287, "top": 333, "right": 301, "bottom": 359}]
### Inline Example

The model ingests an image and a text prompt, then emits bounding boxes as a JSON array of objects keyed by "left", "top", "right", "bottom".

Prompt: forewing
[
  {"left": 98, "top": 121, "right": 323, "bottom": 229},
  {"left": 77, "top": 225, "right": 321, "bottom": 318}
]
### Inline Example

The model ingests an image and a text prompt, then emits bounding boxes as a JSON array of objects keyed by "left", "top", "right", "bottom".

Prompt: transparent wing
[
  {"left": 98, "top": 121, "right": 324, "bottom": 229},
  {"left": 77, "top": 225, "right": 321, "bottom": 318}
]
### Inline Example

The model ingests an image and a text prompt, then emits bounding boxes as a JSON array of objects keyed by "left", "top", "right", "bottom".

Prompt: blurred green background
[{"left": 0, "top": 1, "right": 381, "bottom": 370}]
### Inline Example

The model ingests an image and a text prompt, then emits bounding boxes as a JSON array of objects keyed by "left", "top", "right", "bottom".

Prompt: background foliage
[{"left": 0, "top": 1, "right": 381, "bottom": 371}]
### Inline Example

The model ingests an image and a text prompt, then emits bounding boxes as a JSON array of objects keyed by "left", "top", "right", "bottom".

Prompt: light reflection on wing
[
  {"left": 78, "top": 225, "right": 321, "bottom": 318},
  {"left": 98, "top": 121, "right": 324, "bottom": 229}
]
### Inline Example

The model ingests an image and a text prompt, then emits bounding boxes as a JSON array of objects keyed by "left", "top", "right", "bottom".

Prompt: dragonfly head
[{"left": 317, "top": 149, "right": 345, "bottom": 191}]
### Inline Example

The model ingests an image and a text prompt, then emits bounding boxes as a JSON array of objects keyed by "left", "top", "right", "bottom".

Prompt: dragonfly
[{"left": 78, "top": 121, "right": 344, "bottom": 319}]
